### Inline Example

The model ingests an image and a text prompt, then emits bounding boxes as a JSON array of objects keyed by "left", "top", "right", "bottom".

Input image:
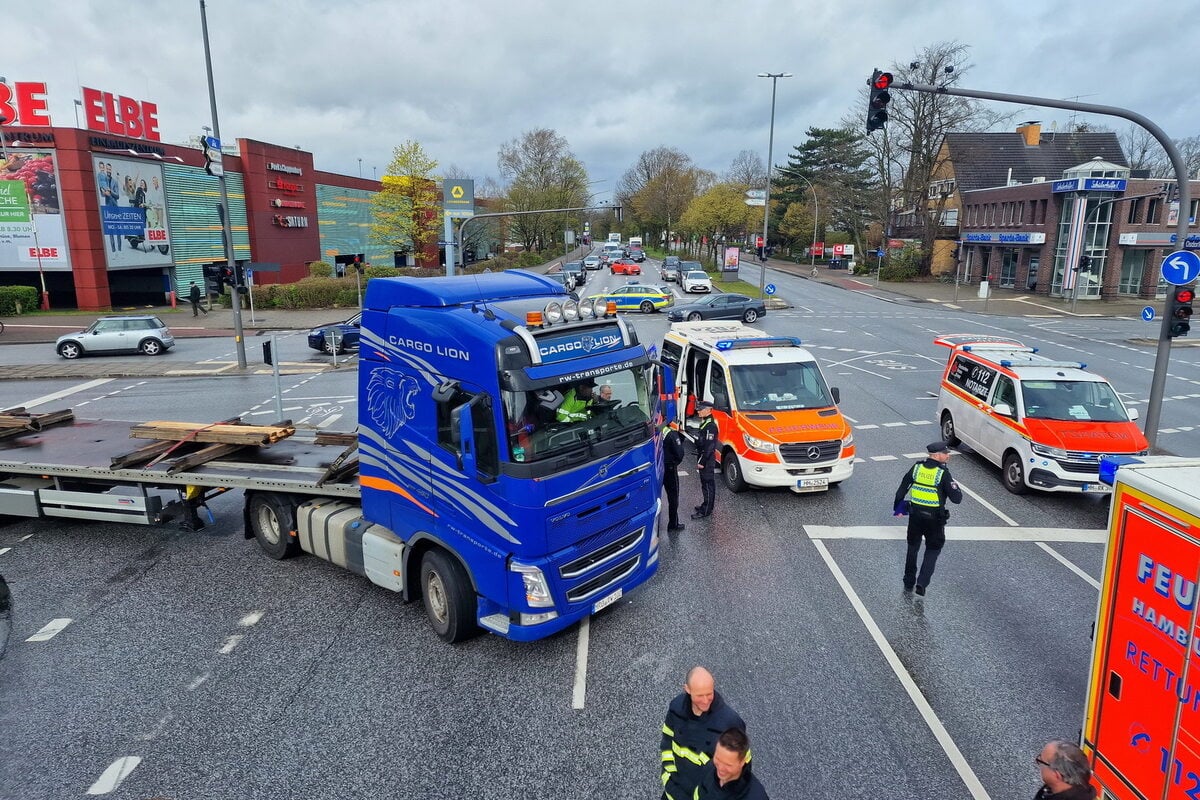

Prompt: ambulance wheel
[
  {"left": 421, "top": 549, "right": 478, "bottom": 644},
  {"left": 248, "top": 493, "right": 300, "bottom": 559},
  {"left": 940, "top": 412, "right": 960, "bottom": 446},
  {"left": 722, "top": 448, "right": 748, "bottom": 493},
  {"left": 1002, "top": 451, "right": 1029, "bottom": 495}
]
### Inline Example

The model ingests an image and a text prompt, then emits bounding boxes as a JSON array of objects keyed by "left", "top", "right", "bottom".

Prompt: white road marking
[
  {"left": 1036, "top": 542, "right": 1101, "bottom": 589},
  {"left": 882, "top": 422, "right": 907, "bottom": 427},
  {"left": 903, "top": 453, "right": 928, "bottom": 459},
  {"left": 238, "top": 611, "right": 265, "bottom": 627},
  {"left": 909, "top": 419, "right": 933, "bottom": 425},
  {"left": 870, "top": 455, "right": 898, "bottom": 461},
  {"left": 317, "top": 413, "right": 343, "bottom": 428},
  {"left": 217, "top": 634, "right": 244, "bottom": 654},
  {"left": 805, "top": 525, "right": 1105, "bottom": 542},
  {"left": 812, "top": 540, "right": 992, "bottom": 800},
  {"left": 572, "top": 616, "right": 590, "bottom": 710},
  {"left": 86, "top": 756, "right": 142, "bottom": 795},
  {"left": 19, "top": 534, "right": 33, "bottom": 541},
  {"left": 956, "top": 481, "right": 1019, "bottom": 526},
  {"left": 0, "top": 547, "right": 10, "bottom": 556},
  {"left": 137, "top": 713, "right": 174, "bottom": 741},
  {"left": 857, "top": 424, "right": 879, "bottom": 430},
  {"left": 18, "top": 378, "right": 113, "bottom": 410},
  {"left": 187, "top": 672, "right": 211, "bottom": 691},
  {"left": 25, "top": 617, "right": 73, "bottom": 642}
]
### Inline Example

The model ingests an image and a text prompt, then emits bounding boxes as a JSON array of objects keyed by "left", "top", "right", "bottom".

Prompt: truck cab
[
  {"left": 660, "top": 322, "right": 854, "bottom": 493},
  {"left": 357, "top": 272, "right": 664, "bottom": 641}
]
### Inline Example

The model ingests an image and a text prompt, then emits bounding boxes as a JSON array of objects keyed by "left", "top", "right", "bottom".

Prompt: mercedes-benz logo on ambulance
[{"left": 806, "top": 446, "right": 822, "bottom": 461}]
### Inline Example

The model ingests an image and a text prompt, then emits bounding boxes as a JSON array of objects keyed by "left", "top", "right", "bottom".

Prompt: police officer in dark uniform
[
  {"left": 894, "top": 441, "right": 963, "bottom": 595},
  {"left": 692, "top": 401, "right": 718, "bottom": 520},
  {"left": 663, "top": 420, "right": 686, "bottom": 532}
]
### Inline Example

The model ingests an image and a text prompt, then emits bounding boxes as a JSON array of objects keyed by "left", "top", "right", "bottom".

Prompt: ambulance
[
  {"left": 933, "top": 334, "right": 1148, "bottom": 495},
  {"left": 1084, "top": 456, "right": 1200, "bottom": 799},
  {"left": 660, "top": 322, "right": 854, "bottom": 493}
]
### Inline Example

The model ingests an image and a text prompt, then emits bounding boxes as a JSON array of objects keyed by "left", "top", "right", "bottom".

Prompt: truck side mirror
[{"left": 451, "top": 402, "right": 477, "bottom": 475}]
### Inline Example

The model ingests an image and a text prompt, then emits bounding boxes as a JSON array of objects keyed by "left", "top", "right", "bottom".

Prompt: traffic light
[
  {"left": 866, "top": 69, "right": 893, "bottom": 133},
  {"left": 1169, "top": 285, "right": 1194, "bottom": 338}
]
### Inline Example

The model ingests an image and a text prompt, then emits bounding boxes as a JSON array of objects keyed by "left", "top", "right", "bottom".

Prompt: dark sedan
[
  {"left": 307, "top": 311, "right": 362, "bottom": 354},
  {"left": 665, "top": 293, "right": 766, "bottom": 323},
  {"left": 561, "top": 260, "right": 587, "bottom": 287}
]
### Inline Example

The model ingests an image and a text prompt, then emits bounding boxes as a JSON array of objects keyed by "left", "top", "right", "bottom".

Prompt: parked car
[
  {"left": 682, "top": 270, "right": 713, "bottom": 293},
  {"left": 583, "top": 255, "right": 602, "bottom": 270},
  {"left": 629, "top": 249, "right": 646, "bottom": 262},
  {"left": 561, "top": 260, "right": 587, "bottom": 287},
  {"left": 585, "top": 284, "right": 673, "bottom": 313},
  {"left": 611, "top": 258, "right": 642, "bottom": 276},
  {"left": 666, "top": 293, "right": 766, "bottom": 323},
  {"left": 661, "top": 255, "right": 682, "bottom": 281},
  {"left": 55, "top": 315, "right": 175, "bottom": 359},
  {"left": 307, "top": 311, "right": 362, "bottom": 354}
]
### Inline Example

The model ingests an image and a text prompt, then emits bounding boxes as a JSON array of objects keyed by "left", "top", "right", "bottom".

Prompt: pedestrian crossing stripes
[{"left": 804, "top": 525, "right": 1105, "bottom": 543}]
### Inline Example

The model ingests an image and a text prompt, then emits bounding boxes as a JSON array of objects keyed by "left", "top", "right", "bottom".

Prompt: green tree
[
  {"left": 678, "top": 183, "right": 757, "bottom": 263},
  {"left": 498, "top": 129, "right": 589, "bottom": 252},
  {"left": 369, "top": 140, "right": 440, "bottom": 267},
  {"left": 616, "top": 147, "right": 711, "bottom": 250},
  {"left": 776, "top": 127, "right": 877, "bottom": 255}
]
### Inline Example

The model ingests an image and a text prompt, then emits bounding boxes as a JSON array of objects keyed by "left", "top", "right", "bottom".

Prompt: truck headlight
[
  {"left": 511, "top": 562, "right": 554, "bottom": 608},
  {"left": 743, "top": 434, "right": 775, "bottom": 454},
  {"left": 1031, "top": 442, "right": 1069, "bottom": 460}
]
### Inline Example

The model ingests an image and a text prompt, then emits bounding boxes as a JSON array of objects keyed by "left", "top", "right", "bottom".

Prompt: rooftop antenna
[{"left": 1062, "top": 93, "right": 1098, "bottom": 131}]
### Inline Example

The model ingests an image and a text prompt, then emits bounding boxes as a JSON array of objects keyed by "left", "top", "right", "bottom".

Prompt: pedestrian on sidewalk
[
  {"left": 187, "top": 281, "right": 207, "bottom": 317},
  {"left": 692, "top": 402, "right": 717, "bottom": 520},
  {"left": 663, "top": 419, "right": 685, "bottom": 532},
  {"left": 659, "top": 666, "right": 746, "bottom": 800},
  {"left": 893, "top": 441, "right": 962, "bottom": 596}
]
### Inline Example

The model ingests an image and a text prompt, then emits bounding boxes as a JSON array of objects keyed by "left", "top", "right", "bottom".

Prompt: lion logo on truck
[{"left": 367, "top": 368, "right": 420, "bottom": 437}]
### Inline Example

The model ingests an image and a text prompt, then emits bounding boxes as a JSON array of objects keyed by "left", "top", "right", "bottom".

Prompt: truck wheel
[
  {"left": 1002, "top": 451, "right": 1029, "bottom": 495},
  {"left": 940, "top": 412, "right": 960, "bottom": 446},
  {"left": 722, "top": 448, "right": 748, "bottom": 493},
  {"left": 640, "top": 300, "right": 655, "bottom": 314},
  {"left": 421, "top": 549, "right": 478, "bottom": 643},
  {"left": 248, "top": 493, "right": 300, "bottom": 559}
]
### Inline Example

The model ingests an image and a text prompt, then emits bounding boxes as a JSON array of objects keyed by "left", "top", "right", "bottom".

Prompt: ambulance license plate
[
  {"left": 797, "top": 477, "right": 829, "bottom": 489},
  {"left": 593, "top": 588, "right": 622, "bottom": 614},
  {"left": 1081, "top": 483, "right": 1111, "bottom": 493}
]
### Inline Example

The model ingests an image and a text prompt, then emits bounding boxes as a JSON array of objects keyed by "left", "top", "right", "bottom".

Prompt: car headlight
[
  {"left": 309, "top": 328, "right": 323, "bottom": 336},
  {"left": 743, "top": 433, "right": 775, "bottom": 454},
  {"left": 842, "top": 431, "right": 854, "bottom": 447},
  {"left": 1030, "top": 442, "right": 1070, "bottom": 460},
  {"left": 511, "top": 562, "right": 554, "bottom": 608}
]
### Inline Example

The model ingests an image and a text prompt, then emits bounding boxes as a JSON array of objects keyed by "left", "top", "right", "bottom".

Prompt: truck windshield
[
  {"left": 1021, "top": 380, "right": 1130, "bottom": 422},
  {"left": 502, "top": 366, "right": 652, "bottom": 463},
  {"left": 729, "top": 361, "right": 832, "bottom": 411}
]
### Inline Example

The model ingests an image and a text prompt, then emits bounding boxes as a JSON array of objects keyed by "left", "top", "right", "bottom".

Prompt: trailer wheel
[
  {"left": 248, "top": 493, "right": 300, "bottom": 559},
  {"left": 420, "top": 549, "right": 478, "bottom": 643}
]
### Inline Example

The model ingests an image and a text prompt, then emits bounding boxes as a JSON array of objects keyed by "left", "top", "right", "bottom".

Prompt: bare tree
[
  {"left": 498, "top": 129, "right": 589, "bottom": 251},
  {"left": 615, "top": 147, "right": 703, "bottom": 244},
  {"left": 724, "top": 150, "right": 766, "bottom": 188}
]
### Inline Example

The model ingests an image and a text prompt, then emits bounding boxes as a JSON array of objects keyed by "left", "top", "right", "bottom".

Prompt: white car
[
  {"left": 682, "top": 270, "right": 713, "bottom": 293},
  {"left": 583, "top": 255, "right": 601, "bottom": 270}
]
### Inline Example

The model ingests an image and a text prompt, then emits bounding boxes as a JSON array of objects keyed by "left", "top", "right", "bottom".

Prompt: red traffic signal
[
  {"left": 1177, "top": 288, "right": 1195, "bottom": 305},
  {"left": 873, "top": 72, "right": 893, "bottom": 90},
  {"left": 1169, "top": 285, "right": 1194, "bottom": 338},
  {"left": 866, "top": 69, "right": 893, "bottom": 133}
]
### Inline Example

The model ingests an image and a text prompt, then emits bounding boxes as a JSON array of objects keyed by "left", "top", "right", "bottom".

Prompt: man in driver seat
[{"left": 556, "top": 378, "right": 597, "bottom": 423}]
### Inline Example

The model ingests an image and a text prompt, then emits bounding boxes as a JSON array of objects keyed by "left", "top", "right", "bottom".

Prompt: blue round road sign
[
  {"left": 1161, "top": 250, "right": 1200, "bottom": 286},
  {"left": 764, "top": 284, "right": 777, "bottom": 296},
  {"left": 1141, "top": 306, "right": 1155, "bottom": 322}
]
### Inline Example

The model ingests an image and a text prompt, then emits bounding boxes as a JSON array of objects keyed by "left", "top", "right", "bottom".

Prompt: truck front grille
[{"left": 565, "top": 556, "right": 641, "bottom": 603}]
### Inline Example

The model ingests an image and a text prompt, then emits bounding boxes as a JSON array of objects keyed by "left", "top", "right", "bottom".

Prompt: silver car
[{"left": 56, "top": 315, "right": 175, "bottom": 359}]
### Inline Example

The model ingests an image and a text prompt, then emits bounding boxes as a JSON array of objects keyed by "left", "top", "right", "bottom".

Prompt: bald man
[{"left": 659, "top": 666, "right": 746, "bottom": 800}]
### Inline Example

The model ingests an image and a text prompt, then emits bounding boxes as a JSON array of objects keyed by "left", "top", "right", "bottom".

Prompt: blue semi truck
[{"left": 0, "top": 271, "right": 666, "bottom": 643}]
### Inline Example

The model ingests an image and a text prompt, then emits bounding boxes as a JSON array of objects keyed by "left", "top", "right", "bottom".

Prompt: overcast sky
[{"left": 7, "top": 0, "right": 1193, "bottom": 194}]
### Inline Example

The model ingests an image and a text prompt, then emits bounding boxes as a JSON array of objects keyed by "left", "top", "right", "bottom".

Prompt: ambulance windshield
[
  {"left": 1021, "top": 380, "right": 1130, "bottom": 422},
  {"left": 729, "top": 362, "right": 833, "bottom": 411}
]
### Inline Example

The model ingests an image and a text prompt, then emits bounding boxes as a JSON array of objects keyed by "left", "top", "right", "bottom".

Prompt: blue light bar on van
[
  {"left": 997, "top": 359, "right": 1087, "bottom": 370},
  {"left": 1099, "top": 455, "right": 1144, "bottom": 486},
  {"left": 715, "top": 337, "right": 802, "bottom": 351},
  {"left": 962, "top": 344, "right": 1038, "bottom": 353}
]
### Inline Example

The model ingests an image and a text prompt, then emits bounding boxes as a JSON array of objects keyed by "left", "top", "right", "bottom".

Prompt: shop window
[
  {"left": 1147, "top": 197, "right": 1161, "bottom": 225},
  {"left": 1118, "top": 250, "right": 1146, "bottom": 296}
]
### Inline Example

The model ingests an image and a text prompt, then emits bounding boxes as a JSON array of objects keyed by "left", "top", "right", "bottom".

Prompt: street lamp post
[{"left": 757, "top": 72, "right": 792, "bottom": 298}]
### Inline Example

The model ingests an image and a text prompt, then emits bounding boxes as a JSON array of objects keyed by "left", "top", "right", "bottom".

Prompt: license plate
[
  {"left": 798, "top": 477, "right": 829, "bottom": 489},
  {"left": 593, "top": 588, "right": 622, "bottom": 614},
  {"left": 1081, "top": 483, "right": 1111, "bottom": 493}
]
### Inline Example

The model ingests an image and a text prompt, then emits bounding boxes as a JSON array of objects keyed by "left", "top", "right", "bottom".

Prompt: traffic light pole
[
  {"left": 200, "top": 0, "right": 247, "bottom": 369},
  {"left": 892, "top": 80, "right": 1192, "bottom": 449}
]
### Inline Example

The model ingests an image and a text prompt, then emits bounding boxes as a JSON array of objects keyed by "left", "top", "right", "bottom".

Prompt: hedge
[{"left": 0, "top": 285, "right": 39, "bottom": 315}]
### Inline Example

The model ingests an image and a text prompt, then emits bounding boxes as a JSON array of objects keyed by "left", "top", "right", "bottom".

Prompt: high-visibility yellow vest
[{"left": 909, "top": 464, "right": 944, "bottom": 508}]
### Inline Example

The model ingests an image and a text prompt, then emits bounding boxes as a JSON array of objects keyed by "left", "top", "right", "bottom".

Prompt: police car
[{"left": 584, "top": 283, "right": 674, "bottom": 313}]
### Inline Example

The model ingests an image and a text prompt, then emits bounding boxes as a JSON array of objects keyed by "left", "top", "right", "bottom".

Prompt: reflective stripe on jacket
[
  {"left": 556, "top": 389, "right": 591, "bottom": 422},
  {"left": 909, "top": 464, "right": 944, "bottom": 508}
]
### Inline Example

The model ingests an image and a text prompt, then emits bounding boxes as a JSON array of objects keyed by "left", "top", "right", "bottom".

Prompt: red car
[{"left": 610, "top": 258, "right": 641, "bottom": 275}]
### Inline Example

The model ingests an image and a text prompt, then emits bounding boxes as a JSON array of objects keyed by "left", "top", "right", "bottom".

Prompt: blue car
[{"left": 307, "top": 311, "right": 361, "bottom": 354}]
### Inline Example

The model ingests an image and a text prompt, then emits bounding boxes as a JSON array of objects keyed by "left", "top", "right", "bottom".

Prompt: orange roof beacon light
[
  {"left": 605, "top": 301, "right": 618, "bottom": 316},
  {"left": 525, "top": 311, "right": 544, "bottom": 328}
]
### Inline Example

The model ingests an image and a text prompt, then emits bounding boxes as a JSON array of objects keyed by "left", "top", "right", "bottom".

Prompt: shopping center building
[{"left": 1, "top": 80, "right": 385, "bottom": 310}]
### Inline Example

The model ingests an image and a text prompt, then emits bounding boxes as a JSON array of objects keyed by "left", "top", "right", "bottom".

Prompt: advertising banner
[
  {"left": 92, "top": 154, "right": 172, "bottom": 270},
  {"left": 0, "top": 149, "right": 70, "bottom": 270},
  {"left": 723, "top": 246, "right": 740, "bottom": 272}
]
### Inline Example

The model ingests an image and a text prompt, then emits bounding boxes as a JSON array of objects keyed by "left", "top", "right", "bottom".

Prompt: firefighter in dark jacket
[
  {"left": 893, "top": 440, "right": 962, "bottom": 595},
  {"left": 660, "top": 666, "right": 745, "bottom": 800},
  {"left": 692, "top": 401, "right": 718, "bottom": 519},
  {"left": 663, "top": 420, "right": 686, "bottom": 531},
  {"left": 1033, "top": 740, "right": 1096, "bottom": 799},
  {"left": 692, "top": 728, "right": 769, "bottom": 800}
]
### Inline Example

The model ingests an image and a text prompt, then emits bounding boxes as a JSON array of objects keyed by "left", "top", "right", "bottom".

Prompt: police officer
[
  {"left": 556, "top": 379, "right": 596, "bottom": 423},
  {"left": 659, "top": 666, "right": 746, "bottom": 800},
  {"left": 894, "top": 441, "right": 962, "bottom": 595},
  {"left": 692, "top": 401, "right": 717, "bottom": 520},
  {"left": 663, "top": 420, "right": 685, "bottom": 532}
]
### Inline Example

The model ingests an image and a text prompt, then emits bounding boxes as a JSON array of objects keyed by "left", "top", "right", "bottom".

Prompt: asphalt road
[{"left": 0, "top": 257, "right": 1195, "bottom": 799}]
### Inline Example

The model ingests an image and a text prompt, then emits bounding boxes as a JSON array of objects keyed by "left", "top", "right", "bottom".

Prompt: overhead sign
[
  {"left": 0, "top": 181, "right": 31, "bottom": 224},
  {"left": 745, "top": 189, "right": 766, "bottom": 199},
  {"left": 1160, "top": 250, "right": 1200, "bottom": 287},
  {"left": 744, "top": 197, "right": 765, "bottom": 207},
  {"left": 443, "top": 179, "right": 475, "bottom": 219}
]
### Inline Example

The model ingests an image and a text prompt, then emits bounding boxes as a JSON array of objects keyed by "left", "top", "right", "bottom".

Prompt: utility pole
[{"left": 889, "top": 79, "right": 1191, "bottom": 448}]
